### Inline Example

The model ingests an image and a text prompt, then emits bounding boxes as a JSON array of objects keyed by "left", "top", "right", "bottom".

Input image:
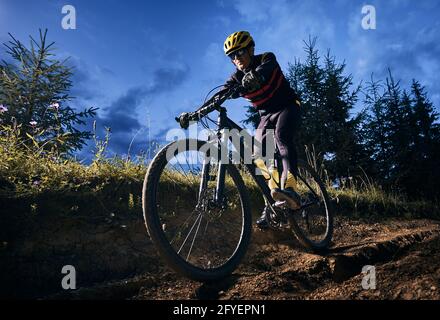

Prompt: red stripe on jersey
[
  {"left": 250, "top": 74, "right": 283, "bottom": 107},
  {"left": 244, "top": 67, "right": 281, "bottom": 99}
]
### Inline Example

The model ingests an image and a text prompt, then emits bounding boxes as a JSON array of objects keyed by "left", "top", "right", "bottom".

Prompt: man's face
[{"left": 230, "top": 47, "right": 253, "bottom": 71}]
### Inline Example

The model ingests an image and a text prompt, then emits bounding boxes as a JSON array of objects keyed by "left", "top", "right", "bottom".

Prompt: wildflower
[
  {"left": 33, "top": 180, "right": 41, "bottom": 186},
  {"left": 49, "top": 102, "right": 60, "bottom": 110},
  {"left": 29, "top": 121, "right": 37, "bottom": 126},
  {"left": 0, "top": 104, "right": 8, "bottom": 113}
]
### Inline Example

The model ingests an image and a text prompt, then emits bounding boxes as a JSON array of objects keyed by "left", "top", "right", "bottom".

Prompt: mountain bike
[{"left": 142, "top": 85, "right": 333, "bottom": 281}]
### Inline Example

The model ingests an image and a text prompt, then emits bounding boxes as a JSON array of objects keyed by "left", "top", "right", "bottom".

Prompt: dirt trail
[{"left": 48, "top": 217, "right": 440, "bottom": 300}]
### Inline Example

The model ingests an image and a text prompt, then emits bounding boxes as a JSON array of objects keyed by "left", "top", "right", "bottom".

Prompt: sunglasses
[{"left": 228, "top": 48, "right": 247, "bottom": 60}]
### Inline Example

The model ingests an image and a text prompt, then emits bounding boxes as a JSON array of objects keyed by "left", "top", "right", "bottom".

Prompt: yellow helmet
[{"left": 223, "top": 31, "right": 255, "bottom": 56}]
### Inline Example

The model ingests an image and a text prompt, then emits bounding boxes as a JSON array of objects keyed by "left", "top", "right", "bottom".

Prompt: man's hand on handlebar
[
  {"left": 176, "top": 112, "right": 191, "bottom": 129},
  {"left": 175, "top": 85, "right": 245, "bottom": 129}
]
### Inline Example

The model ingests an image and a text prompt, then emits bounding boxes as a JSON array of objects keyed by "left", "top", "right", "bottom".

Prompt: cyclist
[{"left": 223, "top": 31, "right": 302, "bottom": 229}]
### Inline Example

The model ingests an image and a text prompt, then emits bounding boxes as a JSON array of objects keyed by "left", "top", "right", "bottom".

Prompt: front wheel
[
  {"left": 289, "top": 159, "right": 334, "bottom": 251},
  {"left": 142, "top": 139, "right": 252, "bottom": 281}
]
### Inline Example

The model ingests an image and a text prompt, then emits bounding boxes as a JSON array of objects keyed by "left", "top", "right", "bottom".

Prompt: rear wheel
[
  {"left": 142, "top": 139, "right": 252, "bottom": 281},
  {"left": 289, "top": 159, "right": 334, "bottom": 251}
]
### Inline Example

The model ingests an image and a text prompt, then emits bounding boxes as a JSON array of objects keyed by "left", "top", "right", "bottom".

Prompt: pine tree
[
  {"left": 411, "top": 80, "right": 440, "bottom": 148},
  {"left": 362, "top": 76, "right": 390, "bottom": 181},
  {"left": 285, "top": 38, "right": 362, "bottom": 179},
  {"left": 0, "top": 29, "right": 96, "bottom": 156},
  {"left": 382, "top": 70, "right": 413, "bottom": 189},
  {"left": 289, "top": 37, "right": 326, "bottom": 157},
  {"left": 320, "top": 51, "right": 362, "bottom": 177},
  {"left": 362, "top": 73, "right": 440, "bottom": 199},
  {"left": 409, "top": 80, "right": 440, "bottom": 199}
]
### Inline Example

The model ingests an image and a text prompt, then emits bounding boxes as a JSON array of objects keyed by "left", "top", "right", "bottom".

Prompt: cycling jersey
[{"left": 224, "top": 52, "right": 300, "bottom": 116}]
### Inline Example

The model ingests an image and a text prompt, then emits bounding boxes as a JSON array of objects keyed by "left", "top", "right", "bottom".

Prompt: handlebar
[{"left": 175, "top": 85, "right": 243, "bottom": 129}]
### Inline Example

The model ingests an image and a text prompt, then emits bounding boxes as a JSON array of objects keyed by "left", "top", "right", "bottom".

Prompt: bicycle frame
[
  {"left": 189, "top": 86, "right": 321, "bottom": 212},
  {"left": 202, "top": 106, "right": 275, "bottom": 207}
]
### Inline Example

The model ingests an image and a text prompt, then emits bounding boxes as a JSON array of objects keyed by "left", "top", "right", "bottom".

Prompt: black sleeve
[
  {"left": 254, "top": 52, "right": 279, "bottom": 84},
  {"left": 223, "top": 71, "right": 242, "bottom": 99}
]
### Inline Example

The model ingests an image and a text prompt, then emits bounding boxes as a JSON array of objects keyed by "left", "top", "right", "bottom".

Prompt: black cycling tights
[{"left": 254, "top": 105, "right": 301, "bottom": 189}]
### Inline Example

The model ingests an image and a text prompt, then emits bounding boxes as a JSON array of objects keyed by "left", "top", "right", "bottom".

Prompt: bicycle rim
[
  {"left": 289, "top": 159, "right": 333, "bottom": 250},
  {"left": 143, "top": 139, "right": 251, "bottom": 280}
]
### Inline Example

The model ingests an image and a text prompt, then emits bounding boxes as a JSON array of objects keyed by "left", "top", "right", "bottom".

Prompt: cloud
[
  {"left": 202, "top": 42, "right": 229, "bottom": 84},
  {"left": 212, "top": 16, "right": 232, "bottom": 28},
  {"left": 68, "top": 57, "right": 98, "bottom": 101},
  {"left": 65, "top": 55, "right": 117, "bottom": 102},
  {"left": 100, "top": 86, "right": 145, "bottom": 134},
  {"left": 346, "top": 3, "right": 440, "bottom": 110},
  {"left": 224, "top": 0, "right": 440, "bottom": 112},
  {"left": 229, "top": 0, "right": 337, "bottom": 67},
  {"left": 94, "top": 64, "right": 189, "bottom": 154},
  {"left": 232, "top": 0, "right": 273, "bottom": 23},
  {"left": 148, "top": 65, "right": 190, "bottom": 94}
]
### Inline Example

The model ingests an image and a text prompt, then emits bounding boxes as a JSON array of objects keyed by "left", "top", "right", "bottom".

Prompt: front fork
[{"left": 198, "top": 134, "right": 227, "bottom": 209}]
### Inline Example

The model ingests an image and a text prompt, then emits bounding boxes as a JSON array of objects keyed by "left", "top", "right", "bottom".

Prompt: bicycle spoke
[
  {"left": 203, "top": 218, "right": 210, "bottom": 236},
  {"left": 186, "top": 212, "right": 204, "bottom": 261},
  {"left": 169, "top": 209, "right": 199, "bottom": 245},
  {"left": 167, "top": 161, "right": 199, "bottom": 202},
  {"left": 177, "top": 212, "right": 203, "bottom": 255}
]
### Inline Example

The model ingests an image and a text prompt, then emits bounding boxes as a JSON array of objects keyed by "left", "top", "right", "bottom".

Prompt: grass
[
  {"left": 241, "top": 169, "right": 439, "bottom": 220},
  {"left": 0, "top": 125, "right": 438, "bottom": 221},
  {"left": 328, "top": 182, "right": 438, "bottom": 219}
]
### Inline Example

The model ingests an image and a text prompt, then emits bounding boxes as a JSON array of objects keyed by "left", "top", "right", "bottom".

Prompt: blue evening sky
[{"left": 1, "top": 0, "right": 439, "bottom": 161}]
